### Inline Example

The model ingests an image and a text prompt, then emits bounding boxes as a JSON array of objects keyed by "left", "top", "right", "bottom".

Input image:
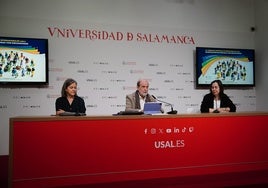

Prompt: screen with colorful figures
[
  {"left": 0, "top": 36, "right": 48, "bottom": 85},
  {"left": 195, "top": 47, "right": 255, "bottom": 88}
]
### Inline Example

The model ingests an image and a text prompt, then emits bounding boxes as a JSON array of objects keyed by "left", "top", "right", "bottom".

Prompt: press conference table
[{"left": 9, "top": 112, "right": 268, "bottom": 188}]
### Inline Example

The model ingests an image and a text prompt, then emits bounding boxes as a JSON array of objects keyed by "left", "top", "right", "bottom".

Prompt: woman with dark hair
[
  {"left": 55, "top": 78, "right": 86, "bottom": 115},
  {"left": 200, "top": 80, "right": 236, "bottom": 113}
]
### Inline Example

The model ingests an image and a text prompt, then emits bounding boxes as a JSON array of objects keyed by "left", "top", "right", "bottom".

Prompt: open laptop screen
[{"left": 143, "top": 102, "right": 162, "bottom": 114}]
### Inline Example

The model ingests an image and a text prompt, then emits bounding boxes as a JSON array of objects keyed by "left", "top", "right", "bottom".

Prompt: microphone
[{"left": 151, "top": 95, "right": 177, "bottom": 114}]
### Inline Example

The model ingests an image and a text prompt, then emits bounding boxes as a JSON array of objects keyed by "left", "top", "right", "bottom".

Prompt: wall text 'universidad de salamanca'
[{"left": 48, "top": 27, "right": 195, "bottom": 45}]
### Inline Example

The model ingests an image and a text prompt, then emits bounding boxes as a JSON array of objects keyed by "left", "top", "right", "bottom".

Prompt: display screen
[
  {"left": 195, "top": 47, "right": 255, "bottom": 88},
  {"left": 0, "top": 36, "right": 48, "bottom": 85}
]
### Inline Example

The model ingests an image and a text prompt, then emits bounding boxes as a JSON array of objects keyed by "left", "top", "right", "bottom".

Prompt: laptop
[
  {"left": 116, "top": 110, "right": 144, "bottom": 115},
  {"left": 59, "top": 112, "right": 86, "bottom": 116},
  {"left": 143, "top": 102, "right": 162, "bottom": 115}
]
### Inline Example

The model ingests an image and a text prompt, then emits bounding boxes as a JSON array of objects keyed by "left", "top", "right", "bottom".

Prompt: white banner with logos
[{"left": 0, "top": 20, "right": 256, "bottom": 155}]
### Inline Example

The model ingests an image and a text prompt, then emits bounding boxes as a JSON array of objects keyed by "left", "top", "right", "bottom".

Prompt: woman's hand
[
  {"left": 209, "top": 107, "right": 230, "bottom": 113},
  {"left": 218, "top": 107, "right": 230, "bottom": 113},
  {"left": 56, "top": 109, "right": 65, "bottom": 115}
]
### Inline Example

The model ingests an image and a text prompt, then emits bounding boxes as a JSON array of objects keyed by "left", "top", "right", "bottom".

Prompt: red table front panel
[{"left": 10, "top": 115, "right": 268, "bottom": 187}]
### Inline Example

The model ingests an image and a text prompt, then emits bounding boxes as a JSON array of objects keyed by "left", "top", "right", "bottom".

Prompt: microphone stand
[{"left": 152, "top": 95, "right": 177, "bottom": 114}]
